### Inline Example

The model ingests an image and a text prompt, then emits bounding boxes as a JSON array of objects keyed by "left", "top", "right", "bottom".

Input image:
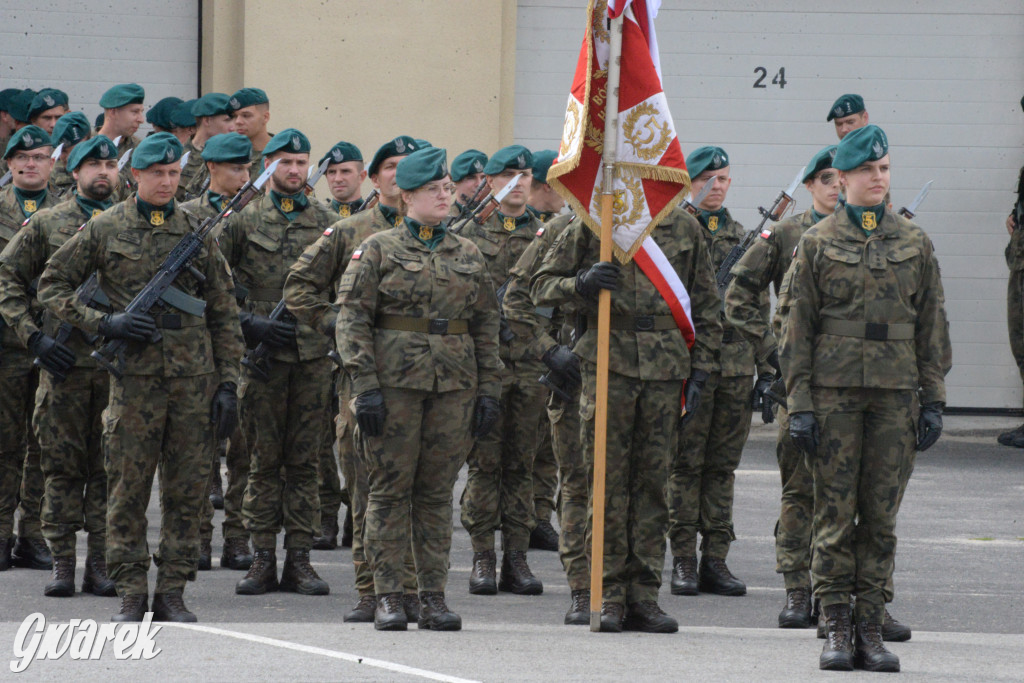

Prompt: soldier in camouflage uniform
[
  {"left": 781, "top": 125, "right": 949, "bottom": 672},
  {"left": 27, "top": 88, "right": 69, "bottom": 136},
  {"left": 180, "top": 132, "right": 256, "bottom": 573},
  {"left": 48, "top": 112, "right": 93, "bottom": 199},
  {"left": 177, "top": 93, "right": 237, "bottom": 202},
  {"left": 0, "top": 136, "right": 121, "bottom": 597},
  {"left": 38, "top": 132, "right": 244, "bottom": 622},
  {"left": 669, "top": 146, "right": 771, "bottom": 598},
  {"left": 229, "top": 88, "right": 272, "bottom": 184},
  {"left": 460, "top": 145, "right": 548, "bottom": 597},
  {"left": 285, "top": 135, "right": 424, "bottom": 623},
  {"left": 336, "top": 146, "right": 502, "bottom": 631},
  {"left": 220, "top": 128, "right": 334, "bottom": 598},
  {"left": 531, "top": 204, "right": 721, "bottom": 632},
  {"left": 0, "top": 126, "right": 60, "bottom": 572},
  {"left": 146, "top": 96, "right": 184, "bottom": 135},
  {"left": 95, "top": 84, "right": 145, "bottom": 200},
  {"left": 167, "top": 100, "right": 198, "bottom": 149},
  {"left": 320, "top": 141, "right": 366, "bottom": 219},
  {"left": 998, "top": 95, "right": 1024, "bottom": 447},
  {"left": 448, "top": 149, "right": 487, "bottom": 220},
  {"left": 827, "top": 94, "right": 870, "bottom": 141}
]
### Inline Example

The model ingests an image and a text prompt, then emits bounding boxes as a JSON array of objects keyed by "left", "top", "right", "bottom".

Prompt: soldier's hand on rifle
[
  {"left": 98, "top": 311, "right": 157, "bottom": 342},
  {"left": 28, "top": 331, "right": 76, "bottom": 376},
  {"left": 471, "top": 395, "right": 500, "bottom": 438},
  {"left": 542, "top": 344, "right": 581, "bottom": 390},
  {"left": 915, "top": 402, "right": 944, "bottom": 452},
  {"left": 789, "top": 411, "right": 819, "bottom": 457},
  {"left": 239, "top": 311, "right": 296, "bottom": 348},
  {"left": 575, "top": 261, "right": 621, "bottom": 301},
  {"left": 679, "top": 369, "right": 709, "bottom": 429},
  {"left": 209, "top": 382, "right": 239, "bottom": 441},
  {"left": 751, "top": 373, "right": 776, "bottom": 424},
  {"left": 354, "top": 389, "right": 387, "bottom": 437}
]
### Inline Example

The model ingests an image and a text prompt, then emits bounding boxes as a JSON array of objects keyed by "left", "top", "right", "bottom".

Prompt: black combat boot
[
  {"left": 598, "top": 601, "right": 625, "bottom": 633},
  {"left": 44, "top": 556, "right": 76, "bottom": 597},
  {"left": 418, "top": 592, "right": 462, "bottom": 631},
  {"left": 344, "top": 594, "right": 377, "bottom": 623},
  {"left": 279, "top": 548, "right": 329, "bottom": 595},
  {"left": 882, "top": 608, "right": 912, "bottom": 642},
  {"left": 340, "top": 507, "right": 354, "bottom": 548},
  {"left": 0, "top": 536, "right": 12, "bottom": 571},
  {"left": 312, "top": 515, "right": 339, "bottom": 550},
  {"left": 670, "top": 555, "right": 699, "bottom": 596},
  {"left": 209, "top": 468, "right": 224, "bottom": 510},
  {"left": 624, "top": 601, "right": 679, "bottom": 633},
  {"left": 468, "top": 549, "right": 497, "bottom": 595},
  {"left": 855, "top": 620, "right": 901, "bottom": 672},
  {"left": 220, "top": 536, "right": 253, "bottom": 570},
  {"left": 374, "top": 592, "right": 407, "bottom": 631},
  {"left": 498, "top": 550, "right": 543, "bottom": 595},
  {"left": 11, "top": 536, "right": 53, "bottom": 570},
  {"left": 698, "top": 555, "right": 746, "bottom": 596},
  {"left": 198, "top": 539, "right": 212, "bottom": 571},
  {"left": 997, "top": 422, "right": 1024, "bottom": 447},
  {"left": 112, "top": 594, "right": 148, "bottom": 623},
  {"left": 402, "top": 593, "right": 420, "bottom": 621},
  {"left": 819, "top": 603, "right": 855, "bottom": 671},
  {"left": 528, "top": 520, "right": 559, "bottom": 552},
  {"left": 235, "top": 548, "right": 278, "bottom": 595},
  {"left": 82, "top": 554, "right": 117, "bottom": 596},
  {"left": 565, "top": 589, "right": 589, "bottom": 625},
  {"left": 779, "top": 586, "right": 813, "bottom": 628},
  {"left": 152, "top": 591, "right": 198, "bottom": 622}
]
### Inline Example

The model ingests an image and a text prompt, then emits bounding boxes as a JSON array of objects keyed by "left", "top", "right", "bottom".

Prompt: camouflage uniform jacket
[
  {"left": 36, "top": 195, "right": 243, "bottom": 383},
  {"left": 336, "top": 226, "right": 502, "bottom": 399},
  {"left": 780, "top": 208, "right": 949, "bottom": 414},
  {"left": 176, "top": 139, "right": 207, "bottom": 202},
  {"left": 218, "top": 191, "right": 336, "bottom": 363},
  {"left": 49, "top": 161, "right": 75, "bottom": 199},
  {"left": 531, "top": 207, "right": 722, "bottom": 381},
  {"left": 1005, "top": 164, "right": 1024, "bottom": 270}
]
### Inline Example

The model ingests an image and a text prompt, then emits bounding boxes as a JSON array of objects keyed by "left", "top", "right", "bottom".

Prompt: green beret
[
  {"left": 414, "top": 139, "right": 432, "bottom": 149},
  {"left": 801, "top": 145, "right": 838, "bottom": 183},
  {"left": 3, "top": 125, "right": 52, "bottom": 159},
  {"left": 368, "top": 136, "right": 421, "bottom": 177},
  {"left": 191, "top": 93, "right": 233, "bottom": 118},
  {"left": 94, "top": 112, "right": 104, "bottom": 129},
  {"left": 146, "top": 96, "right": 184, "bottom": 129},
  {"left": 170, "top": 100, "right": 197, "bottom": 128},
  {"left": 201, "top": 132, "right": 252, "bottom": 163},
  {"left": 484, "top": 145, "right": 533, "bottom": 175},
  {"left": 832, "top": 124, "right": 888, "bottom": 171},
  {"left": 263, "top": 128, "right": 311, "bottom": 157},
  {"left": 229, "top": 87, "right": 268, "bottom": 111},
  {"left": 67, "top": 135, "right": 119, "bottom": 172},
  {"left": 0, "top": 88, "right": 21, "bottom": 113},
  {"left": 827, "top": 93, "right": 865, "bottom": 121},
  {"left": 9, "top": 89, "right": 37, "bottom": 123},
  {"left": 99, "top": 83, "right": 145, "bottom": 109},
  {"left": 396, "top": 147, "right": 449, "bottom": 190},
  {"left": 531, "top": 149, "right": 558, "bottom": 184},
  {"left": 319, "top": 141, "right": 362, "bottom": 168},
  {"left": 131, "top": 132, "right": 183, "bottom": 169},
  {"left": 450, "top": 149, "right": 488, "bottom": 182},
  {"left": 52, "top": 112, "right": 92, "bottom": 145},
  {"left": 686, "top": 146, "right": 729, "bottom": 178},
  {"left": 29, "top": 88, "right": 68, "bottom": 119}
]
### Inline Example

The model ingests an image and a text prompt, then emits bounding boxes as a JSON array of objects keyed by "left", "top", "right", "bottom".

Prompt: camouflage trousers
[
  {"left": 241, "top": 357, "right": 331, "bottom": 551},
  {"left": 35, "top": 367, "right": 108, "bottom": 558},
  {"left": 0, "top": 357, "right": 44, "bottom": 540},
  {"left": 318, "top": 377, "right": 347, "bottom": 518},
  {"left": 461, "top": 358, "right": 546, "bottom": 552},
  {"left": 199, "top": 422, "right": 249, "bottom": 545},
  {"left": 580, "top": 362, "right": 680, "bottom": 605},
  {"left": 103, "top": 373, "right": 216, "bottom": 595},
  {"left": 809, "top": 387, "right": 917, "bottom": 624},
  {"left": 363, "top": 386, "right": 475, "bottom": 595},
  {"left": 669, "top": 372, "right": 752, "bottom": 559},
  {"left": 1007, "top": 270, "right": 1024, "bottom": 399},
  {"left": 774, "top": 405, "right": 814, "bottom": 589},
  {"left": 533, "top": 413, "right": 558, "bottom": 522},
  {"left": 548, "top": 390, "right": 589, "bottom": 591}
]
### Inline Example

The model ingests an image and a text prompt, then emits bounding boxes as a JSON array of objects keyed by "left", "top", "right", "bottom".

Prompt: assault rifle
[
  {"left": 450, "top": 173, "right": 522, "bottom": 234},
  {"left": 355, "top": 189, "right": 378, "bottom": 213},
  {"left": 240, "top": 298, "right": 296, "bottom": 381},
  {"left": 452, "top": 179, "right": 489, "bottom": 225},
  {"left": 34, "top": 272, "right": 109, "bottom": 382},
  {"left": 896, "top": 181, "right": 933, "bottom": 220},
  {"left": 679, "top": 177, "right": 715, "bottom": 216}
]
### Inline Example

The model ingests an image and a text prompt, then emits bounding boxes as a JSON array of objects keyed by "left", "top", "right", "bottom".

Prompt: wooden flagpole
[{"left": 590, "top": 9, "right": 623, "bottom": 632}]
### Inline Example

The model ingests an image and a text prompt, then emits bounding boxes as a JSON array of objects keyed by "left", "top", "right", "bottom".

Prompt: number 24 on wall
[{"left": 753, "top": 67, "right": 786, "bottom": 89}]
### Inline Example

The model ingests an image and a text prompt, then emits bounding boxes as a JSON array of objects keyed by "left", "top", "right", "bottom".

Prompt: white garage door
[
  {"left": 0, "top": 1, "right": 199, "bottom": 133},
  {"left": 515, "top": 0, "right": 1024, "bottom": 409}
]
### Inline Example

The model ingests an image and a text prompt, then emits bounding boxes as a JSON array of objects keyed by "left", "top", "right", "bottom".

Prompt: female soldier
[{"left": 335, "top": 146, "right": 502, "bottom": 631}]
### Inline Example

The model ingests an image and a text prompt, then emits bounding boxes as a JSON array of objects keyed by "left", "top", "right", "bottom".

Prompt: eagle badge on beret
[
  {"left": 332, "top": 148, "right": 344, "bottom": 162},
  {"left": 291, "top": 134, "right": 301, "bottom": 151}
]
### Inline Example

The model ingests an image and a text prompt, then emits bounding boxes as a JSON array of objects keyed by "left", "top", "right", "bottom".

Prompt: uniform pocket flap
[{"left": 823, "top": 242, "right": 862, "bottom": 264}]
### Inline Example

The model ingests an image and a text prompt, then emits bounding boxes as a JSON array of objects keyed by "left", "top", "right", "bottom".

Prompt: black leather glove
[
  {"left": 575, "top": 262, "right": 621, "bottom": 301},
  {"left": 916, "top": 402, "right": 943, "bottom": 452},
  {"left": 354, "top": 389, "right": 387, "bottom": 438},
  {"left": 28, "top": 331, "right": 76, "bottom": 377},
  {"left": 471, "top": 395, "right": 500, "bottom": 438},
  {"left": 765, "top": 349, "right": 781, "bottom": 376},
  {"left": 679, "top": 369, "right": 709, "bottom": 429},
  {"left": 239, "top": 311, "right": 296, "bottom": 348},
  {"left": 789, "top": 411, "right": 820, "bottom": 457},
  {"left": 542, "top": 344, "right": 581, "bottom": 389},
  {"left": 98, "top": 311, "right": 156, "bottom": 342},
  {"left": 209, "top": 382, "right": 238, "bottom": 441},
  {"left": 751, "top": 374, "right": 776, "bottom": 424}
]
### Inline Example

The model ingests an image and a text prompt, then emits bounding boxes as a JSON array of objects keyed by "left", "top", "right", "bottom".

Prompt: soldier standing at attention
[
  {"left": 0, "top": 126, "right": 60, "bottom": 572},
  {"left": 336, "top": 146, "right": 502, "bottom": 631},
  {"left": 782, "top": 125, "right": 948, "bottom": 672},
  {"left": 229, "top": 88, "right": 272, "bottom": 183},
  {"left": 146, "top": 96, "right": 185, "bottom": 135},
  {"left": 167, "top": 100, "right": 197, "bottom": 148},
  {"left": 37, "top": 132, "right": 244, "bottom": 622},
  {"left": 998, "top": 95, "right": 1024, "bottom": 448},
  {"left": 449, "top": 149, "right": 487, "bottom": 219},
  {"left": 180, "top": 132, "right": 255, "bottom": 573},
  {"left": 828, "top": 94, "right": 870, "bottom": 140},
  {"left": 221, "top": 129, "right": 335, "bottom": 598},
  {"left": 49, "top": 112, "right": 93, "bottom": 199},
  {"left": 96, "top": 84, "right": 145, "bottom": 158},
  {"left": 0, "top": 135, "right": 121, "bottom": 597},
  {"left": 27, "top": 88, "right": 69, "bottom": 136},
  {"left": 177, "top": 93, "right": 237, "bottom": 201},
  {"left": 321, "top": 141, "right": 366, "bottom": 218}
]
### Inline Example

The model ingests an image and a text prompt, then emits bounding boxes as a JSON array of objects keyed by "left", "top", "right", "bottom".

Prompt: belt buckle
[
  {"left": 429, "top": 318, "right": 449, "bottom": 335},
  {"left": 635, "top": 315, "right": 654, "bottom": 331},
  {"left": 864, "top": 322, "right": 888, "bottom": 341}
]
